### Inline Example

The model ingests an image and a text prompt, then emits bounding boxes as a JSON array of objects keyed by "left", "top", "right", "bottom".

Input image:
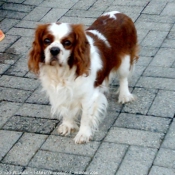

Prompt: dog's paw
[
  {"left": 118, "top": 93, "right": 135, "bottom": 104},
  {"left": 74, "top": 129, "right": 92, "bottom": 144},
  {"left": 58, "top": 122, "right": 78, "bottom": 136}
]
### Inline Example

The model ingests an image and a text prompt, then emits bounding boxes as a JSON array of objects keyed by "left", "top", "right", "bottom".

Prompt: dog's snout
[{"left": 50, "top": 47, "right": 60, "bottom": 56}]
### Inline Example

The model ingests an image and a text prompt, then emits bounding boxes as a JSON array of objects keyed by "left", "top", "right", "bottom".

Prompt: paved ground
[{"left": 0, "top": 0, "right": 175, "bottom": 174}]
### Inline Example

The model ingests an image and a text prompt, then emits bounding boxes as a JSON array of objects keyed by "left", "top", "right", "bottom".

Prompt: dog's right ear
[{"left": 28, "top": 24, "right": 48, "bottom": 74}]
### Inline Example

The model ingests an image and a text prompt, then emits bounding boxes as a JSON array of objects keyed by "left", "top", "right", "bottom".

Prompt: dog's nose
[{"left": 50, "top": 47, "right": 60, "bottom": 56}]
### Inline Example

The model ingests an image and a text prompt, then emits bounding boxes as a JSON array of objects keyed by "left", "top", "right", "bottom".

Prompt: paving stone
[
  {"left": 2, "top": 133, "right": 47, "bottom": 166},
  {"left": 136, "top": 56, "right": 152, "bottom": 67},
  {"left": 162, "top": 39, "right": 175, "bottom": 48},
  {"left": 142, "top": 1, "right": 167, "bottom": 15},
  {"left": 5, "top": 0, "right": 25, "bottom": 3},
  {"left": 137, "top": 77, "right": 175, "bottom": 91},
  {"left": 22, "top": 167, "right": 53, "bottom": 175},
  {"left": 137, "top": 29, "right": 149, "bottom": 44},
  {"left": 0, "top": 87, "right": 32, "bottom": 103},
  {"left": 0, "top": 35, "right": 20, "bottom": 52},
  {"left": 26, "top": 86, "right": 49, "bottom": 105},
  {"left": 3, "top": 116, "right": 58, "bottom": 134},
  {"left": 141, "top": 31, "right": 168, "bottom": 47},
  {"left": 149, "top": 48, "right": 175, "bottom": 67},
  {"left": 39, "top": 0, "right": 78, "bottom": 8},
  {"left": 71, "top": 0, "right": 97, "bottom": 10},
  {"left": 168, "top": 31, "right": 175, "bottom": 40},
  {"left": 154, "top": 148, "right": 175, "bottom": 169},
  {"left": 15, "top": 20, "right": 41, "bottom": 29},
  {"left": 5, "top": 56, "right": 29, "bottom": 76},
  {"left": 0, "top": 75, "right": 39, "bottom": 91},
  {"left": 105, "top": 127, "right": 164, "bottom": 148},
  {"left": 148, "top": 90, "right": 175, "bottom": 118},
  {"left": 0, "top": 18, "right": 20, "bottom": 33},
  {"left": 122, "top": 88, "right": 157, "bottom": 115},
  {"left": 0, "top": 53, "right": 20, "bottom": 65},
  {"left": 0, "top": 101, "right": 21, "bottom": 128},
  {"left": 139, "top": 47, "right": 159, "bottom": 57},
  {"left": 0, "top": 64, "right": 10, "bottom": 75},
  {"left": 116, "top": 146, "right": 157, "bottom": 175},
  {"left": 111, "top": 0, "right": 149, "bottom": 6},
  {"left": 0, "top": 130, "right": 22, "bottom": 161},
  {"left": 149, "top": 166, "right": 175, "bottom": 175},
  {"left": 42, "top": 135, "right": 100, "bottom": 157},
  {"left": 87, "top": 142, "right": 128, "bottom": 175},
  {"left": 23, "top": 6, "right": 51, "bottom": 21},
  {"left": 65, "top": 9, "right": 102, "bottom": 18},
  {"left": 2, "top": 2, "right": 34, "bottom": 12},
  {"left": 29, "top": 150, "right": 91, "bottom": 172},
  {"left": 161, "top": 119, "right": 175, "bottom": 149},
  {"left": 40, "top": 8, "right": 68, "bottom": 23},
  {"left": 135, "top": 21, "right": 172, "bottom": 32},
  {"left": 15, "top": 103, "right": 51, "bottom": 118},
  {"left": 161, "top": 2, "right": 175, "bottom": 16},
  {"left": 7, "top": 27, "right": 34, "bottom": 37},
  {"left": 23, "top": 0, "right": 43, "bottom": 5},
  {"left": 143, "top": 66, "right": 175, "bottom": 79},
  {"left": 0, "top": 163, "right": 23, "bottom": 174},
  {"left": 115, "top": 113, "right": 170, "bottom": 133}
]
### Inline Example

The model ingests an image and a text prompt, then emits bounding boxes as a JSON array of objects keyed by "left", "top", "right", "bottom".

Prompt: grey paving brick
[
  {"left": 105, "top": 127, "right": 164, "bottom": 148},
  {"left": 29, "top": 150, "right": 91, "bottom": 172},
  {"left": 161, "top": 2, "right": 175, "bottom": 16},
  {"left": 0, "top": 87, "right": 32, "bottom": 103},
  {"left": 162, "top": 39, "right": 175, "bottom": 48},
  {"left": 148, "top": 90, "right": 175, "bottom": 118},
  {"left": 15, "top": 20, "right": 41, "bottom": 29},
  {"left": 0, "top": 53, "right": 20, "bottom": 65},
  {"left": 42, "top": 135, "right": 100, "bottom": 156},
  {"left": 0, "top": 163, "right": 23, "bottom": 174},
  {"left": 142, "top": 1, "right": 167, "bottom": 15},
  {"left": 71, "top": 0, "right": 97, "bottom": 10},
  {"left": 0, "top": 101, "right": 21, "bottom": 128},
  {"left": 22, "top": 167, "right": 53, "bottom": 175},
  {"left": 39, "top": 0, "right": 78, "bottom": 8},
  {"left": 0, "top": 64, "right": 10, "bottom": 75},
  {"left": 140, "top": 47, "right": 159, "bottom": 57},
  {"left": 0, "top": 9, "right": 28, "bottom": 20},
  {"left": 137, "top": 77, "right": 175, "bottom": 91},
  {"left": 115, "top": 113, "right": 170, "bottom": 133},
  {"left": 6, "top": 0, "right": 25, "bottom": 3},
  {"left": 111, "top": 0, "right": 149, "bottom": 6},
  {"left": 136, "top": 56, "right": 152, "bottom": 67},
  {"left": 3, "top": 116, "right": 58, "bottom": 134},
  {"left": 23, "top": 0, "right": 43, "bottom": 5},
  {"left": 26, "top": 86, "right": 49, "bottom": 105},
  {"left": 0, "top": 130, "right": 22, "bottom": 160},
  {"left": 15, "top": 103, "right": 51, "bottom": 118},
  {"left": 7, "top": 27, "right": 34, "bottom": 37},
  {"left": 40, "top": 8, "right": 68, "bottom": 23},
  {"left": 2, "top": 3, "right": 34, "bottom": 12},
  {"left": 86, "top": 142, "right": 128, "bottom": 175},
  {"left": 143, "top": 66, "right": 175, "bottom": 79},
  {"left": 23, "top": 6, "right": 51, "bottom": 21},
  {"left": 0, "top": 75, "right": 39, "bottom": 91},
  {"left": 149, "top": 166, "right": 175, "bottom": 175},
  {"left": 154, "top": 148, "right": 175, "bottom": 169},
  {"left": 3, "top": 133, "right": 47, "bottom": 166},
  {"left": 122, "top": 88, "right": 157, "bottom": 115},
  {"left": 5, "top": 56, "right": 29, "bottom": 76},
  {"left": 141, "top": 31, "right": 168, "bottom": 47},
  {"left": 149, "top": 48, "right": 175, "bottom": 67},
  {"left": 168, "top": 31, "right": 175, "bottom": 40},
  {"left": 6, "top": 36, "right": 32, "bottom": 54},
  {"left": 0, "top": 18, "right": 20, "bottom": 33},
  {"left": 0, "top": 35, "right": 20, "bottom": 52},
  {"left": 116, "top": 146, "right": 157, "bottom": 175},
  {"left": 135, "top": 21, "right": 172, "bottom": 32},
  {"left": 137, "top": 29, "right": 149, "bottom": 44}
]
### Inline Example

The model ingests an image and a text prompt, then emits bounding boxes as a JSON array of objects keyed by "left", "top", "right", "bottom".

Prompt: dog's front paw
[
  {"left": 118, "top": 93, "right": 135, "bottom": 104},
  {"left": 74, "top": 128, "right": 92, "bottom": 144},
  {"left": 58, "top": 122, "right": 79, "bottom": 136}
]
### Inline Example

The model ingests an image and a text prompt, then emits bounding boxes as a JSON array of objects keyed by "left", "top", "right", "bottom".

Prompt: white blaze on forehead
[
  {"left": 49, "top": 23, "right": 72, "bottom": 40},
  {"left": 101, "top": 11, "right": 120, "bottom": 19},
  {"left": 88, "top": 30, "right": 110, "bottom": 47}
]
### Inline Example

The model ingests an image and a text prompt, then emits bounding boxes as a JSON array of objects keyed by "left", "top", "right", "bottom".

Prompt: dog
[{"left": 28, "top": 11, "right": 139, "bottom": 144}]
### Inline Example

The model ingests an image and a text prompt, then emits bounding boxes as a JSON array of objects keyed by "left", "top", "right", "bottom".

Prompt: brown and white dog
[{"left": 28, "top": 11, "right": 139, "bottom": 144}]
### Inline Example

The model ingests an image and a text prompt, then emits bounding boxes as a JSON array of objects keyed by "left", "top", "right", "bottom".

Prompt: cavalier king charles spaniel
[{"left": 28, "top": 11, "right": 139, "bottom": 144}]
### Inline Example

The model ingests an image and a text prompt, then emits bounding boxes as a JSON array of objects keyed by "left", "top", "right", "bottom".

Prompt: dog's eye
[
  {"left": 63, "top": 40, "right": 72, "bottom": 47},
  {"left": 44, "top": 38, "right": 51, "bottom": 45}
]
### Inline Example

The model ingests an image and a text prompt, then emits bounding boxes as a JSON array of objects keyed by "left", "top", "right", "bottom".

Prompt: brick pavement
[{"left": 0, "top": 0, "right": 175, "bottom": 174}]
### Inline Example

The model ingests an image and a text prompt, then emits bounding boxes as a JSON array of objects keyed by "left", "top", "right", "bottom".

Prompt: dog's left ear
[{"left": 72, "top": 24, "right": 90, "bottom": 76}]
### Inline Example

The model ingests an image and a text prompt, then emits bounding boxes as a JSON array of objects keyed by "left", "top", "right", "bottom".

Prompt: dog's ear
[
  {"left": 72, "top": 24, "right": 90, "bottom": 76},
  {"left": 28, "top": 24, "right": 47, "bottom": 74}
]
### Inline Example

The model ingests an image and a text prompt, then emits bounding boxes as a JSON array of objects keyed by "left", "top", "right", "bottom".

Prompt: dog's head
[{"left": 28, "top": 23, "right": 90, "bottom": 76}]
